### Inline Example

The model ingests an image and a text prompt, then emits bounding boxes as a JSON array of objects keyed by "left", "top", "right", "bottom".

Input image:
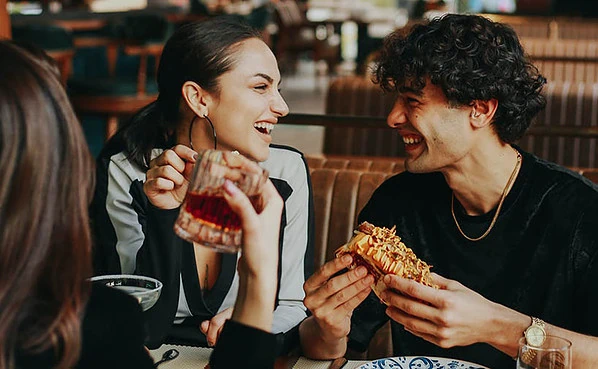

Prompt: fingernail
[
  {"left": 356, "top": 266, "right": 366, "bottom": 277},
  {"left": 223, "top": 179, "right": 238, "bottom": 195},
  {"left": 342, "top": 254, "right": 352, "bottom": 263},
  {"left": 384, "top": 275, "right": 392, "bottom": 284},
  {"left": 192, "top": 153, "right": 198, "bottom": 160}
]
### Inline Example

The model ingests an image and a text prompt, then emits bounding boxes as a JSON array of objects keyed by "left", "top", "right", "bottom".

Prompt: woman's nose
[{"left": 272, "top": 91, "right": 289, "bottom": 117}]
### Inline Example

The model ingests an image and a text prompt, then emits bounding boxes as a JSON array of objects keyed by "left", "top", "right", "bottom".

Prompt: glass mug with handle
[
  {"left": 174, "top": 149, "right": 269, "bottom": 253},
  {"left": 517, "top": 335, "right": 572, "bottom": 369}
]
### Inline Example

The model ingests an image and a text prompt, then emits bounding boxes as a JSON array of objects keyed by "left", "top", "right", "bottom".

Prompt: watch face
[{"left": 526, "top": 327, "right": 546, "bottom": 347}]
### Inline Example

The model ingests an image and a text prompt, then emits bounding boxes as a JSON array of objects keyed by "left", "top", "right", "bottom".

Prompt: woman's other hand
[
  {"left": 222, "top": 176, "right": 283, "bottom": 331},
  {"left": 200, "top": 307, "right": 233, "bottom": 347},
  {"left": 144, "top": 145, "right": 197, "bottom": 209}
]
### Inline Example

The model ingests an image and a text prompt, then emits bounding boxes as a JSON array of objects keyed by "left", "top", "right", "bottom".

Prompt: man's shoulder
[{"left": 527, "top": 155, "right": 598, "bottom": 198}]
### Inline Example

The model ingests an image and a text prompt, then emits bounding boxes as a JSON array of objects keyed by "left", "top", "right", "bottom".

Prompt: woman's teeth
[
  {"left": 402, "top": 136, "right": 422, "bottom": 144},
  {"left": 254, "top": 122, "right": 274, "bottom": 135}
]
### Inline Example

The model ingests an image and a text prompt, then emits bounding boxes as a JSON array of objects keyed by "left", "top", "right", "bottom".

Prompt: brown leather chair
[
  {"left": 309, "top": 167, "right": 397, "bottom": 359},
  {"left": 305, "top": 154, "right": 405, "bottom": 173},
  {"left": 580, "top": 168, "right": 598, "bottom": 183},
  {"left": 520, "top": 82, "right": 598, "bottom": 168},
  {"left": 324, "top": 76, "right": 401, "bottom": 157}
]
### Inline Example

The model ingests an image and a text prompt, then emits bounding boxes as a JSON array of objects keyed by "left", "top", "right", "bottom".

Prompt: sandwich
[{"left": 335, "top": 221, "right": 438, "bottom": 302}]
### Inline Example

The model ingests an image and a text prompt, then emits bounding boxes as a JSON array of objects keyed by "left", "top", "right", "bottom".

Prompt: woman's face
[{"left": 206, "top": 38, "right": 289, "bottom": 162}]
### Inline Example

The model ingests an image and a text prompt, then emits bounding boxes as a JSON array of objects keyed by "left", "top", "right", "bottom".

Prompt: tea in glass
[{"left": 173, "top": 149, "right": 268, "bottom": 253}]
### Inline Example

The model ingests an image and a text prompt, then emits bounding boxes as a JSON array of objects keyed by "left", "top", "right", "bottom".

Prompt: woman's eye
[{"left": 254, "top": 85, "right": 268, "bottom": 91}]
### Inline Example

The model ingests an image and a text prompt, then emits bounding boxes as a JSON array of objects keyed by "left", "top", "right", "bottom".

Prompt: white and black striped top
[{"left": 91, "top": 143, "right": 314, "bottom": 352}]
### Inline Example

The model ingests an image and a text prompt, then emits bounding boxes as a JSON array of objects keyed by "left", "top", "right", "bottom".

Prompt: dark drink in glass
[{"left": 174, "top": 150, "right": 268, "bottom": 253}]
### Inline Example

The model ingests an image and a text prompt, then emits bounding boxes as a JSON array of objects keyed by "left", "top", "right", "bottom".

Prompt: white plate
[{"left": 356, "top": 356, "right": 490, "bottom": 369}]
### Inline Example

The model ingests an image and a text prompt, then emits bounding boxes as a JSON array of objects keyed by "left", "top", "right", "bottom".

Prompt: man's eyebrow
[
  {"left": 398, "top": 86, "right": 423, "bottom": 97},
  {"left": 254, "top": 73, "right": 273, "bottom": 83}
]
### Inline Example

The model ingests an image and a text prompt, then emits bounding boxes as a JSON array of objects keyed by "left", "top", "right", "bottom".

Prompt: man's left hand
[{"left": 379, "top": 273, "right": 499, "bottom": 348}]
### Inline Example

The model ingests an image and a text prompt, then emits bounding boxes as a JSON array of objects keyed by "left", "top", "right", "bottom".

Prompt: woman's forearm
[{"left": 232, "top": 274, "right": 277, "bottom": 332}]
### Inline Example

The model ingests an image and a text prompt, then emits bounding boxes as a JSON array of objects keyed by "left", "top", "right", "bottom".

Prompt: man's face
[{"left": 386, "top": 81, "right": 473, "bottom": 173}]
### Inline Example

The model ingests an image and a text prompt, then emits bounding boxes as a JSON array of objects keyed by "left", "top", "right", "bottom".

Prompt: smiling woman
[{"left": 90, "top": 17, "right": 314, "bottom": 353}]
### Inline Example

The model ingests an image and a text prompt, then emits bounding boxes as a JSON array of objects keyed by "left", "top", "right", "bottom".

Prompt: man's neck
[{"left": 444, "top": 144, "right": 521, "bottom": 216}]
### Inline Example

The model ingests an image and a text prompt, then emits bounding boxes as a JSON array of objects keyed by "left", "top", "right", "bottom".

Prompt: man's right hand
[
  {"left": 144, "top": 145, "right": 197, "bottom": 209},
  {"left": 300, "top": 255, "right": 373, "bottom": 358}
]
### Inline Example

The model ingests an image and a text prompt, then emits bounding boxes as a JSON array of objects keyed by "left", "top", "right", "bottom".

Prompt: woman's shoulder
[{"left": 261, "top": 144, "right": 308, "bottom": 179}]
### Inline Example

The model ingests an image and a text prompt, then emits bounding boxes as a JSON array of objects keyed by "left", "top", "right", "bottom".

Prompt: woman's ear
[
  {"left": 182, "top": 81, "right": 211, "bottom": 117},
  {"left": 469, "top": 99, "right": 498, "bottom": 128}
]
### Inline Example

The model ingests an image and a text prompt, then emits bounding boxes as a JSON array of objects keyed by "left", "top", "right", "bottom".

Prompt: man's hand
[
  {"left": 303, "top": 255, "right": 374, "bottom": 342},
  {"left": 379, "top": 273, "right": 499, "bottom": 348}
]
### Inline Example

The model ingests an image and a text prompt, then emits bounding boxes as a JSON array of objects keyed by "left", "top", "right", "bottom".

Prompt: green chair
[
  {"left": 67, "top": 14, "right": 172, "bottom": 139},
  {"left": 11, "top": 24, "right": 76, "bottom": 85}
]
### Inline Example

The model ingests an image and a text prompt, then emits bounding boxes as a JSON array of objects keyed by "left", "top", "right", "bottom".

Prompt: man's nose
[{"left": 387, "top": 98, "right": 407, "bottom": 128}]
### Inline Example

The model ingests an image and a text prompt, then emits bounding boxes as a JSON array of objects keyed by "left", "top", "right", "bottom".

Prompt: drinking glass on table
[
  {"left": 90, "top": 274, "right": 163, "bottom": 311},
  {"left": 517, "top": 335, "right": 572, "bottom": 369},
  {"left": 173, "top": 149, "right": 269, "bottom": 253}
]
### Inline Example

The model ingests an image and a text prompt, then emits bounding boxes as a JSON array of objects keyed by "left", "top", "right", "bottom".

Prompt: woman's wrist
[{"left": 232, "top": 275, "right": 277, "bottom": 331}]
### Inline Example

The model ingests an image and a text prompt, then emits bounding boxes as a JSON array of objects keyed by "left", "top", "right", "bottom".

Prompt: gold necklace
[{"left": 451, "top": 151, "right": 522, "bottom": 242}]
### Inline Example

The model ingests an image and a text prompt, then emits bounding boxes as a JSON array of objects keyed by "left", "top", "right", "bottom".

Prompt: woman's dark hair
[
  {"left": 0, "top": 41, "right": 94, "bottom": 369},
  {"left": 373, "top": 14, "right": 546, "bottom": 143},
  {"left": 114, "top": 17, "right": 262, "bottom": 170}
]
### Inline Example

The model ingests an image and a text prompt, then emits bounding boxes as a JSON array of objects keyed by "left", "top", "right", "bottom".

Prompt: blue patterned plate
[{"left": 356, "top": 356, "right": 489, "bottom": 369}]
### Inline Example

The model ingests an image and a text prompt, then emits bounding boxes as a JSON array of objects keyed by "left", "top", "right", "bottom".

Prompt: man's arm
[{"left": 382, "top": 273, "right": 598, "bottom": 368}]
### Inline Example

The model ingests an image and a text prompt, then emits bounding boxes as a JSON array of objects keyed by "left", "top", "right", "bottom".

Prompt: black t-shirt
[{"left": 348, "top": 149, "right": 598, "bottom": 369}]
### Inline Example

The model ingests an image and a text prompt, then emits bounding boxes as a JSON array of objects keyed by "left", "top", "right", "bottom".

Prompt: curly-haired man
[{"left": 299, "top": 14, "right": 598, "bottom": 368}]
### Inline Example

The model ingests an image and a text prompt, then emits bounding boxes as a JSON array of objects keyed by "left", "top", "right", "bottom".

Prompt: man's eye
[
  {"left": 407, "top": 97, "right": 419, "bottom": 104},
  {"left": 255, "top": 85, "right": 268, "bottom": 90}
]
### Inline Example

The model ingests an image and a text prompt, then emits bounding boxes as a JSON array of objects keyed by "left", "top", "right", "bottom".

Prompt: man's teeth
[
  {"left": 254, "top": 122, "right": 274, "bottom": 134},
  {"left": 402, "top": 136, "right": 422, "bottom": 144}
]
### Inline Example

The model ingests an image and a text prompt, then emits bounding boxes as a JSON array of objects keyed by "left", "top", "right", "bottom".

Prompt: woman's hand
[
  {"left": 223, "top": 177, "right": 282, "bottom": 279},
  {"left": 144, "top": 145, "right": 197, "bottom": 209},
  {"left": 379, "top": 273, "right": 500, "bottom": 348},
  {"left": 200, "top": 307, "right": 233, "bottom": 347},
  {"left": 221, "top": 175, "right": 283, "bottom": 331}
]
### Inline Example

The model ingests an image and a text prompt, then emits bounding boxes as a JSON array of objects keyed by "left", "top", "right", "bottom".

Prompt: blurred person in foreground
[
  {"left": 298, "top": 14, "right": 598, "bottom": 368},
  {"left": 0, "top": 40, "right": 153, "bottom": 369},
  {"left": 0, "top": 39, "right": 285, "bottom": 369}
]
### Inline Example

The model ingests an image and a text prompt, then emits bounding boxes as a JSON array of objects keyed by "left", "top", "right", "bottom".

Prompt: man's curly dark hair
[{"left": 373, "top": 14, "right": 546, "bottom": 143}]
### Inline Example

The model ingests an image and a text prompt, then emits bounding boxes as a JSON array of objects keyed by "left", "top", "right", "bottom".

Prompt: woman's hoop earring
[{"left": 188, "top": 115, "right": 217, "bottom": 150}]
